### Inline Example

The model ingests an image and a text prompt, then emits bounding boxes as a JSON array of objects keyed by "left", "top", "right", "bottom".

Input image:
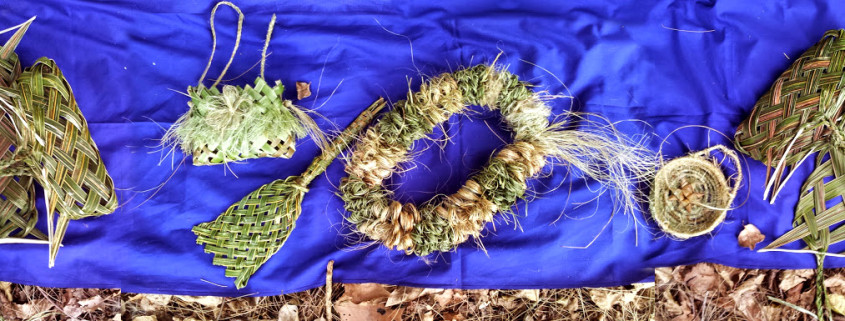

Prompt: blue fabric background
[{"left": 1, "top": 0, "right": 844, "bottom": 296}]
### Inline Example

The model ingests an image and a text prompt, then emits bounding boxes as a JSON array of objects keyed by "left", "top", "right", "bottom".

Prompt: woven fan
[
  {"left": 0, "top": 17, "right": 118, "bottom": 266},
  {"left": 0, "top": 18, "right": 41, "bottom": 241},
  {"left": 193, "top": 99, "right": 385, "bottom": 289},
  {"left": 734, "top": 29, "right": 845, "bottom": 318},
  {"left": 164, "top": 2, "right": 325, "bottom": 165}
]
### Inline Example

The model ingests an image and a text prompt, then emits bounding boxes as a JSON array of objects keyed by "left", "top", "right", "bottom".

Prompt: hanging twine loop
[
  {"left": 650, "top": 145, "right": 742, "bottom": 239},
  {"left": 197, "top": 1, "right": 244, "bottom": 88}
]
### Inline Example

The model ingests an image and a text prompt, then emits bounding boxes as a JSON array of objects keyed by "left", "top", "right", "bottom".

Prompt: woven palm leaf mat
[
  {"left": 0, "top": 17, "right": 117, "bottom": 266},
  {"left": 734, "top": 28, "right": 845, "bottom": 319},
  {"left": 735, "top": 29, "right": 845, "bottom": 251}
]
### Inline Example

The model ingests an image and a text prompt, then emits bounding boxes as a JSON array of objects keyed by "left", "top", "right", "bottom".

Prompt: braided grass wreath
[{"left": 340, "top": 64, "right": 658, "bottom": 255}]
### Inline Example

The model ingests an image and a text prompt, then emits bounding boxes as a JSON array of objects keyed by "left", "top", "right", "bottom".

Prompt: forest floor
[{"left": 1, "top": 263, "right": 844, "bottom": 320}]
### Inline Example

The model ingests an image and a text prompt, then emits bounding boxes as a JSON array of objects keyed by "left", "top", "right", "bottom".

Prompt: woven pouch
[
  {"left": 186, "top": 78, "right": 298, "bottom": 165},
  {"left": 166, "top": 2, "right": 321, "bottom": 166}
]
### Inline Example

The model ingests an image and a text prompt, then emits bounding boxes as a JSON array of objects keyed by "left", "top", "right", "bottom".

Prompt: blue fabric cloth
[{"left": 1, "top": 0, "right": 844, "bottom": 296}]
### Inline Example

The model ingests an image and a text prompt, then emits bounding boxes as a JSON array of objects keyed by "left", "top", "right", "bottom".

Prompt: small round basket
[{"left": 650, "top": 145, "right": 741, "bottom": 239}]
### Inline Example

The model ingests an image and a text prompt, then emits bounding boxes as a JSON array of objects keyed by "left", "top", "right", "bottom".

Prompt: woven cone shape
[
  {"left": 183, "top": 78, "right": 299, "bottom": 165},
  {"left": 193, "top": 99, "right": 385, "bottom": 289},
  {"left": 0, "top": 17, "right": 44, "bottom": 241},
  {"left": 0, "top": 17, "right": 118, "bottom": 265},
  {"left": 735, "top": 29, "right": 845, "bottom": 251},
  {"left": 13, "top": 58, "right": 119, "bottom": 265},
  {"left": 13, "top": 58, "right": 119, "bottom": 219}
]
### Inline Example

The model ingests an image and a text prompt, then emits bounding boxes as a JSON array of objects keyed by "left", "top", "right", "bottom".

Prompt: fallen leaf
[
  {"left": 174, "top": 295, "right": 223, "bottom": 307},
  {"left": 673, "top": 266, "right": 689, "bottom": 284},
  {"left": 656, "top": 268, "right": 673, "bottom": 285},
  {"left": 0, "top": 285, "right": 15, "bottom": 319},
  {"left": 421, "top": 311, "right": 434, "bottom": 321},
  {"left": 441, "top": 312, "right": 466, "bottom": 321},
  {"left": 418, "top": 288, "right": 444, "bottom": 298},
  {"left": 620, "top": 284, "right": 651, "bottom": 306},
  {"left": 826, "top": 273, "right": 845, "bottom": 294},
  {"left": 433, "top": 289, "right": 456, "bottom": 307},
  {"left": 342, "top": 283, "right": 391, "bottom": 304},
  {"left": 14, "top": 299, "right": 52, "bottom": 320},
  {"left": 663, "top": 289, "right": 695, "bottom": 321},
  {"left": 69, "top": 288, "right": 86, "bottom": 301},
  {"left": 335, "top": 300, "right": 403, "bottom": 321},
  {"left": 761, "top": 305, "right": 786, "bottom": 321},
  {"left": 495, "top": 295, "right": 520, "bottom": 310},
  {"left": 63, "top": 304, "right": 86, "bottom": 320},
  {"left": 684, "top": 263, "right": 721, "bottom": 295},
  {"left": 778, "top": 269, "right": 813, "bottom": 292},
  {"left": 589, "top": 289, "right": 622, "bottom": 311},
  {"left": 738, "top": 224, "right": 765, "bottom": 250},
  {"left": 79, "top": 295, "right": 106, "bottom": 311},
  {"left": 278, "top": 304, "right": 299, "bottom": 321},
  {"left": 132, "top": 294, "right": 172, "bottom": 312},
  {"left": 0, "top": 282, "right": 11, "bottom": 302},
  {"left": 132, "top": 317, "right": 158, "bottom": 321},
  {"left": 717, "top": 268, "right": 736, "bottom": 288},
  {"left": 730, "top": 274, "right": 765, "bottom": 320},
  {"left": 830, "top": 293, "right": 845, "bottom": 316},
  {"left": 296, "top": 81, "right": 311, "bottom": 100},
  {"left": 514, "top": 289, "right": 540, "bottom": 302},
  {"left": 386, "top": 287, "right": 424, "bottom": 307}
]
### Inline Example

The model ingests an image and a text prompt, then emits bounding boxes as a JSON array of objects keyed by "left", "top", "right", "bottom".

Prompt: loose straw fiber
[
  {"left": 0, "top": 17, "right": 118, "bottom": 266},
  {"left": 650, "top": 145, "right": 741, "bottom": 239},
  {"left": 163, "top": 2, "right": 324, "bottom": 165},
  {"left": 193, "top": 99, "right": 385, "bottom": 289},
  {"left": 341, "top": 64, "right": 658, "bottom": 256}
]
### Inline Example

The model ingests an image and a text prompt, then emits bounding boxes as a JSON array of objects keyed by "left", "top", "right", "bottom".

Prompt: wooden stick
[{"left": 326, "top": 260, "right": 335, "bottom": 320}]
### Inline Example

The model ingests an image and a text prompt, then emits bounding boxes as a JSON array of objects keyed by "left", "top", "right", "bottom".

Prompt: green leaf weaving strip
[{"left": 193, "top": 99, "right": 385, "bottom": 288}]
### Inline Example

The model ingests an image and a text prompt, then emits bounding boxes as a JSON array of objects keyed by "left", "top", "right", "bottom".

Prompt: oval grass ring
[{"left": 341, "top": 64, "right": 658, "bottom": 255}]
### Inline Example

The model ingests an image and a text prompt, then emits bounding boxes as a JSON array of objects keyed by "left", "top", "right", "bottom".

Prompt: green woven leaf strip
[{"left": 193, "top": 99, "right": 385, "bottom": 288}]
